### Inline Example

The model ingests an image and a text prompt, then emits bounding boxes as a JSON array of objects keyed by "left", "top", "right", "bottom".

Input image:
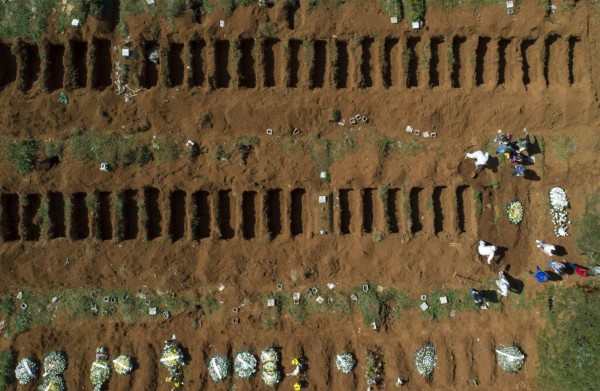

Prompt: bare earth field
[{"left": 1, "top": 0, "right": 600, "bottom": 390}]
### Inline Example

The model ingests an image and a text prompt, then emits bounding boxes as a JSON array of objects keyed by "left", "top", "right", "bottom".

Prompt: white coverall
[{"left": 478, "top": 240, "right": 497, "bottom": 264}]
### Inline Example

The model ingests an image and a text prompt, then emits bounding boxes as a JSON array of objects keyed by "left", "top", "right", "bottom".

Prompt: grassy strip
[
  {"left": 575, "top": 191, "right": 600, "bottom": 259},
  {"left": 0, "top": 124, "right": 429, "bottom": 176},
  {"left": 537, "top": 282, "right": 600, "bottom": 391},
  {"left": 0, "top": 283, "right": 516, "bottom": 337},
  {"left": 0, "top": 140, "right": 40, "bottom": 175},
  {"left": 371, "top": 132, "right": 425, "bottom": 158},
  {"left": 0, "top": 289, "right": 217, "bottom": 337},
  {"left": 406, "top": 0, "right": 426, "bottom": 21},
  {"left": 0, "top": 350, "right": 13, "bottom": 391},
  {"left": 0, "top": 1, "right": 54, "bottom": 43},
  {"left": 379, "top": 0, "right": 403, "bottom": 18},
  {"left": 550, "top": 135, "right": 576, "bottom": 159}
]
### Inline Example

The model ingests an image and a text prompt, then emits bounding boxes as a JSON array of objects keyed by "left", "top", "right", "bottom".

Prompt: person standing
[
  {"left": 530, "top": 266, "right": 550, "bottom": 282},
  {"left": 535, "top": 240, "right": 556, "bottom": 256},
  {"left": 465, "top": 150, "right": 490, "bottom": 178},
  {"left": 478, "top": 240, "right": 497, "bottom": 264}
]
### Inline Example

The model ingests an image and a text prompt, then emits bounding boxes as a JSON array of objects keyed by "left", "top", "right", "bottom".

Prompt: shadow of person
[
  {"left": 502, "top": 268, "right": 524, "bottom": 294},
  {"left": 524, "top": 169, "right": 541, "bottom": 181},
  {"left": 554, "top": 246, "right": 568, "bottom": 256},
  {"left": 495, "top": 246, "right": 509, "bottom": 264},
  {"left": 547, "top": 271, "right": 563, "bottom": 281},
  {"left": 482, "top": 290, "right": 499, "bottom": 303},
  {"left": 487, "top": 156, "right": 500, "bottom": 173}
]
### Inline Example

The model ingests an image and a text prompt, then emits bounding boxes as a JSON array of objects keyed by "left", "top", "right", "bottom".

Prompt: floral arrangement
[
  {"left": 505, "top": 200, "right": 524, "bottom": 225},
  {"left": 414, "top": 343, "right": 436, "bottom": 379},
  {"left": 37, "top": 374, "right": 66, "bottom": 391},
  {"left": 495, "top": 345, "right": 525, "bottom": 373},
  {"left": 335, "top": 353, "right": 356, "bottom": 374},
  {"left": 15, "top": 357, "right": 38, "bottom": 385},
  {"left": 43, "top": 351, "right": 68, "bottom": 377},
  {"left": 549, "top": 187, "right": 570, "bottom": 237},
  {"left": 260, "top": 348, "right": 281, "bottom": 387},
  {"left": 365, "top": 348, "right": 383, "bottom": 387},
  {"left": 234, "top": 350, "right": 257, "bottom": 379},
  {"left": 208, "top": 354, "right": 230, "bottom": 382},
  {"left": 160, "top": 340, "right": 185, "bottom": 372},
  {"left": 113, "top": 355, "right": 134, "bottom": 375},
  {"left": 90, "top": 348, "right": 111, "bottom": 390},
  {"left": 160, "top": 339, "right": 186, "bottom": 390}
]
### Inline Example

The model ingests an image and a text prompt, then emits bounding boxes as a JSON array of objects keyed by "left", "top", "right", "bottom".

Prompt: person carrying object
[
  {"left": 478, "top": 240, "right": 497, "bottom": 264},
  {"left": 465, "top": 150, "right": 489, "bottom": 178}
]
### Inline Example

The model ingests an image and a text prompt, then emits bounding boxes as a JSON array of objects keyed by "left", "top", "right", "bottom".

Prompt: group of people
[
  {"left": 471, "top": 238, "right": 597, "bottom": 309},
  {"left": 529, "top": 240, "right": 592, "bottom": 282},
  {"left": 465, "top": 128, "right": 536, "bottom": 178}
]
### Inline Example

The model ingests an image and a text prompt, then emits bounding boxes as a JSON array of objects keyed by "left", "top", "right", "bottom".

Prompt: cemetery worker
[
  {"left": 530, "top": 267, "right": 551, "bottom": 282},
  {"left": 478, "top": 240, "right": 497, "bottom": 264},
  {"left": 495, "top": 271, "right": 510, "bottom": 296},
  {"left": 565, "top": 261, "right": 589, "bottom": 277},
  {"left": 470, "top": 289, "right": 485, "bottom": 305},
  {"left": 512, "top": 164, "right": 526, "bottom": 177},
  {"left": 536, "top": 240, "right": 556, "bottom": 256},
  {"left": 516, "top": 127, "right": 531, "bottom": 153},
  {"left": 494, "top": 130, "right": 512, "bottom": 146},
  {"left": 547, "top": 260, "right": 568, "bottom": 275},
  {"left": 466, "top": 150, "right": 490, "bottom": 178}
]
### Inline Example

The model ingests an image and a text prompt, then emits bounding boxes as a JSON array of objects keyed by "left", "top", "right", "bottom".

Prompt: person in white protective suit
[{"left": 478, "top": 240, "right": 497, "bottom": 264}]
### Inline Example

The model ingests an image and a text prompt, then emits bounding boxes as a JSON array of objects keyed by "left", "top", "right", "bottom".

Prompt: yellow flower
[{"left": 294, "top": 382, "right": 302, "bottom": 390}]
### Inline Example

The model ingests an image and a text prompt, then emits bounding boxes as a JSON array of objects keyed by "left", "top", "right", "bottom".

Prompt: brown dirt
[{"left": 1, "top": 0, "right": 600, "bottom": 389}]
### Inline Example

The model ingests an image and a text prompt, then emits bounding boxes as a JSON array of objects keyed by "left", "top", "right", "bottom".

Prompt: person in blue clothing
[
  {"left": 530, "top": 266, "right": 550, "bottom": 282},
  {"left": 470, "top": 289, "right": 488, "bottom": 309},
  {"left": 470, "top": 289, "right": 484, "bottom": 304},
  {"left": 512, "top": 164, "right": 525, "bottom": 177}
]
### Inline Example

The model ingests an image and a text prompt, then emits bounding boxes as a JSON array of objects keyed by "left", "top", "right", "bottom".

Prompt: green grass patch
[
  {"left": 0, "top": 350, "right": 14, "bottom": 390},
  {"left": 308, "top": 134, "right": 351, "bottom": 173},
  {"left": 1, "top": 140, "right": 40, "bottom": 175},
  {"left": 550, "top": 135, "right": 576, "bottom": 159},
  {"left": 420, "top": 289, "right": 480, "bottom": 321},
  {"left": 575, "top": 191, "right": 600, "bottom": 259},
  {"left": 379, "top": 0, "right": 403, "bottom": 18},
  {"left": 406, "top": 0, "right": 426, "bottom": 21},
  {"left": 70, "top": 129, "right": 152, "bottom": 167},
  {"left": 537, "top": 283, "right": 600, "bottom": 391},
  {"left": 0, "top": 289, "right": 195, "bottom": 337},
  {"left": 120, "top": 0, "right": 148, "bottom": 16},
  {"left": 0, "top": 1, "right": 54, "bottom": 42},
  {"left": 371, "top": 133, "right": 425, "bottom": 158}
]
